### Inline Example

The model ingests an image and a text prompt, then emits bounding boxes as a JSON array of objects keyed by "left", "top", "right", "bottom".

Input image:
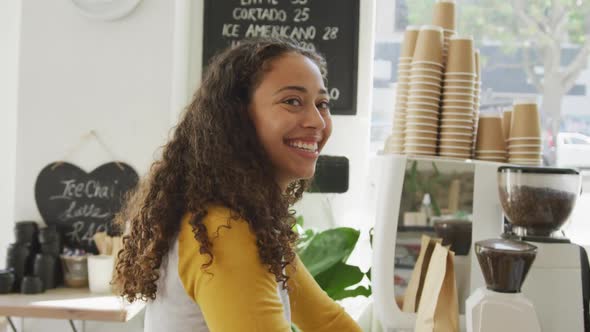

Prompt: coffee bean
[{"left": 499, "top": 186, "right": 576, "bottom": 236}]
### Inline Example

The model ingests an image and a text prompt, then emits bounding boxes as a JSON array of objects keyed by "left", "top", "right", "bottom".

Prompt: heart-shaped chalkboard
[{"left": 35, "top": 162, "right": 139, "bottom": 253}]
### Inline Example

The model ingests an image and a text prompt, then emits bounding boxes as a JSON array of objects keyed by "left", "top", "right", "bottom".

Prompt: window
[{"left": 372, "top": 0, "right": 590, "bottom": 244}]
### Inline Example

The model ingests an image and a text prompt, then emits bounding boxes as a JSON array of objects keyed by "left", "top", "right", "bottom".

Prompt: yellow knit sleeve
[
  {"left": 177, "top": 207, "right": 292, "bottom": 331},
  {"left": 288, "top": 255, "right": 362, "bottom": 332}
]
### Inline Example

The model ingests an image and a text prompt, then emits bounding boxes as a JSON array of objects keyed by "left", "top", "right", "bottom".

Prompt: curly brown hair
[{"left": 113, "top": 38, "right": 328, "bottom": 302}]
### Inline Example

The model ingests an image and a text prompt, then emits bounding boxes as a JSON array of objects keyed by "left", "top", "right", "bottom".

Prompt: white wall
[
  {"left": 0, "top": 0, "right": 22, "bottom": 263},
  {"left": 14, "top": 0, "right": 175, "bottom": 223},
  {"left": 6, "top": 0, "right": 177, "bottom": 330}
]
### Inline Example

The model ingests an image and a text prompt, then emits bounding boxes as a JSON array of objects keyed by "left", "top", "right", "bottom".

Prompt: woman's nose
[{"left": 301, "top": 105, "right": 326, "bottom": 129}]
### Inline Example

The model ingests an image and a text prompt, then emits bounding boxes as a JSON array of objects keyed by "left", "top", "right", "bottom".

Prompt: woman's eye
[
  {"left": 283, "top": 98, "right": 302, "bottom": 107},
  {"left": 317, "top": 101, "right": 331, "bottom": 112}
]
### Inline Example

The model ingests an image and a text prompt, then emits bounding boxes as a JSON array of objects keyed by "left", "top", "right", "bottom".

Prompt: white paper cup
[{"left": 87, "top": 255, "right": 114, "bottom": 294}]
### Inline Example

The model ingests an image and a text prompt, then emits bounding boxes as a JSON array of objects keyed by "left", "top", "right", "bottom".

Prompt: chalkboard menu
[
  {"left": 203, "top": 0, "right": 360, "bottom": 116},
  {"left": 34, "top": 162, "right": 139, "bottom": 253}
]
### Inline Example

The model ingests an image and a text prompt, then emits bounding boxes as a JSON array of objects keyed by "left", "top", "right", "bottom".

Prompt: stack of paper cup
[
  {"left": 474, "top": 113, "right": 506, "bottom": 162},
  {"left": 502, "top": 108, "right": 513, "bottom": 141},
  {"left": 438, "top": 36, "right": 475, "bottom": 159},
  {"left": 471, "top": 49, "right": 482, "bottom": 156},
  {"left": 405, "top": 25, "right": 444, "bottom": 156},
  {"left": 384, "top": 26, "right": 420, "bottom": 154},
  {"left": 507, "top": 102, "right": 543, "bottom": 165},
  {"left": 432, "top": 0, "right": 456, "bottom": 65}
]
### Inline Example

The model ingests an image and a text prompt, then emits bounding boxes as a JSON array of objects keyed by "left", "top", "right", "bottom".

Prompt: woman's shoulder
[{"left": 178, "top": 204, "right": 253, "bottom": 245}]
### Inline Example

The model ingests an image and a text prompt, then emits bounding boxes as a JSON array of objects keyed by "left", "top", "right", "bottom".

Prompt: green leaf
[
  {"left": 296, "top": 216, "right": 304, "bottom": 227},
  {"left": 315, "top": 261, "right": 370, "bottom": 300},
  {"left": 328, "top": 286, "right": 372, "bottom": 301},
  {"left": 295, "top": 229, "right": 316, "bottom": 253},
  {"left": 316, "top": 262, "right": 364, "bottom": 290},
  {"left": 299, "top": 228, "right": 359, "bottom": 276}
]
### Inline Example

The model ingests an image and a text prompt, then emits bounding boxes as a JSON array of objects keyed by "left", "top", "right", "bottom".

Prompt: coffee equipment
[
  {"left": 498, "top": 166, "right": 589, "bottom": 331},
  {"left": 371, "top": 154, "right": 505, "bottom": 330},
  {"left": 465, "top": 238, "right": 540, "bottom": 332}
]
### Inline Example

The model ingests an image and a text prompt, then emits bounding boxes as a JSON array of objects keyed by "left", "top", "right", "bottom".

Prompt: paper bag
[
  {"left": 402, "top": 235, "right": 441, "bottom": 312},
  {"left": 415, "top": 243, "right": 459, "bottom": 332}
]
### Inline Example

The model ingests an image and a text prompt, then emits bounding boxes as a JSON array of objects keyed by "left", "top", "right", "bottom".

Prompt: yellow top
[{"left": 177, "top": 205, "right": 362, "bottom": 331}]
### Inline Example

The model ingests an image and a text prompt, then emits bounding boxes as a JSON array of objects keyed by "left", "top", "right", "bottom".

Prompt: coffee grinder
[
  {"left": 466, "top": 238, "right": 541, "bottom": 332},
  {"left": 498, "top": 166, "right": 589, "bottom": 332}
]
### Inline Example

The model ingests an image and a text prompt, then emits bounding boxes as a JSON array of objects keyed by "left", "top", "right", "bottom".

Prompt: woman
[{"left": 113, "top": 38, "right": 362, "bottom": 331}]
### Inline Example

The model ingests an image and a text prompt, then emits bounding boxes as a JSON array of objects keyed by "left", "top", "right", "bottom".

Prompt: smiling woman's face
[{"left": 249, "top": 52, "right": 332, "bottom": 190}]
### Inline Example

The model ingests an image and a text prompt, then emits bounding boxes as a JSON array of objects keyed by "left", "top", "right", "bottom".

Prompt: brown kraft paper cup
[
  {"left": 405, "top": 148, "right": 437, "bottom": 156},
  {"left": 411, "top": 68, "right": 444, "bottom": 77},
  {"left": 476, "top": 152, "right": 507, "bottom": 158},
  {"left": 440, "top": 132, "right": 473, "bottom": 141},
  {"left": 441, "top": 99, "right": 475, "bottom": 108},
  {"left": 406, "top": 137, "right": 438, "bottom": 146},
  {"left": 406, "top": 101, "right": 440, "bottom": 112},
  {"left": 410, "top": 74, "right": 443, "bottom": 85},
  {"left": 439, "top": 139, "right": 472, "bottom": 149},
  {"left": 401, "top": 26, "right": 421, "bottom": 58},
  {"left": 445, "top": 36, "right": 475, "bottom": 73},
  {"left": 443, "top": 80, "right": 475, "bottom": 89},
  {"left": 408, "top": 88, "right": 442, "bottom": 99},
  {"left": 432, "top": 0, "right": 456, "bottom": 30},
  {"left": 412, "top": 62, "right": 445, "bottom": 72},
  {"left": 476, "top": 116, "right": 506, "bottom": 151},
  {"left": 406, "top": 109, "right": 440, "bottom": 119},
  {"left": 407, "top": 121, "right": 439, "bottom": 131},
  {"left": 508, "top": 138, "right": 542, "bottom": 145},
  {"left": 406, "top": 129, "right": 439, "bottom": 139},
  {"left": 443, "top": 85, "right": 476, "bottom": 94},
  {"left": 413, "top": 26, "right": 444, "bottom": 64},
  {"left": 441, "top": 112, "right": 474, "bottom": 121},
  {"left": 408, "top": 95, "right": 441, "bottom": 104},
  {"left": 444, "top": 72, "right": 476, "bottom": 81},
  {"left": 405, "top": 116, "right": 439, "bottom": 127},
  {"left": 410, "top": 81, "right": 442, "bottom": 91},
  {"left": 474, "top": 48, "right": 481, "bottom": 79},
  {"left": 511, "top": 102, "right": 541, "bottom": 138},
  {"left": 502, "top": 109, "right": 513, "bottom": 141},
  {"left": 508, "top": 145, "right": 542, "bottom": 153}
]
